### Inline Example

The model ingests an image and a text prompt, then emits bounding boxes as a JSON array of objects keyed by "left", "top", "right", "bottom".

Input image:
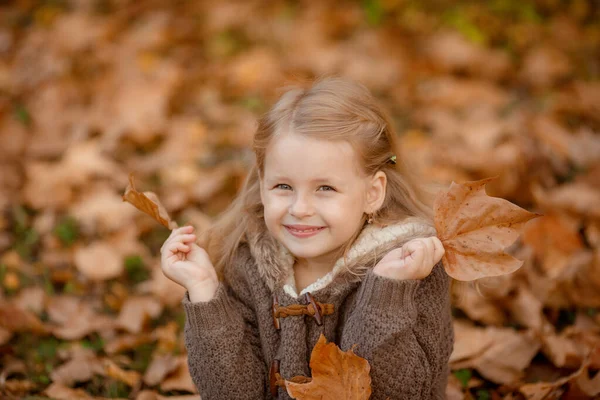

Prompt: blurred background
[{"left": 0, "top": 0, "right": 599, "bottom": 399}]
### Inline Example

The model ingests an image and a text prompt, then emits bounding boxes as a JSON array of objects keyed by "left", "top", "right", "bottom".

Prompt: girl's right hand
[{"left": 160, "top": 226, "right": 218, "bottom": 298}]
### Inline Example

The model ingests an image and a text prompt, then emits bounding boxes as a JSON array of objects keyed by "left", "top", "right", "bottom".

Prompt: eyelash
[{"left": 274, "top": 184, "right": 335, "bottom": 192}]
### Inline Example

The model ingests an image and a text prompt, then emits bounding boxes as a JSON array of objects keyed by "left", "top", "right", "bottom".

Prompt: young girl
[{"left": 160, "top": 77, "right": 454, "bottom": 399}]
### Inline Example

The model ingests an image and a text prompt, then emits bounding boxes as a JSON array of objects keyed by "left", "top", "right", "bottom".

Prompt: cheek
[
  {"left": 263, "top": 196, "right": 288, "bottom": 221},
  {"left": 321, "top": 198, "right": 363, "bottom": 225}
]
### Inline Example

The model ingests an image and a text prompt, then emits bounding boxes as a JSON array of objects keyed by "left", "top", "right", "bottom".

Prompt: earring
[{"left": 366, "top": 214, "right": 373, "bottom": 224}]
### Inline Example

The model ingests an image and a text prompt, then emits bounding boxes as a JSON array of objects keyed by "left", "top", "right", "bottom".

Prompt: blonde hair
[{"left": 200, "top": 76, "right": 437, "bottom": 278}]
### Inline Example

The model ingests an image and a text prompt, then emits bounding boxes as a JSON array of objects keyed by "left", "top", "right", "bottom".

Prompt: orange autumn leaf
[
  {"left": 434, "top": 177, "right": 541, "bottom": 281},
  {"left": 284, "top": 334, "right": 372, "bottom": 400},
  {"left": 122, "top": 173, "right": 177, "bottom": 230}
]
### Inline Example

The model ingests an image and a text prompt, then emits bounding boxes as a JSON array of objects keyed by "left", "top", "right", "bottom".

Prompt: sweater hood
[{"left": 244, "top": 216, "right": 437, "bottom": 298}]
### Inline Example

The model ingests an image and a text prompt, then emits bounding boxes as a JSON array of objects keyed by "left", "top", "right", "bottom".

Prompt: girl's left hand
[{"left": 373, "top": 237, "right": 445, "bottom": 281}]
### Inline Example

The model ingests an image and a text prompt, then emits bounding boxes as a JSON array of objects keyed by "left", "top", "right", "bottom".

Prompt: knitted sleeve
[
  {"left": 181, "top": 251, "right": 267, "bottom": 399},
  {"left": 340, "top": 262, "right": 454, "bottom": 400}
]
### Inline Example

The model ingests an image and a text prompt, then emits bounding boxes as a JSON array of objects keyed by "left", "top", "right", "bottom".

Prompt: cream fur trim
[{"left": 283, "top": 220, "right": 436, "bottom": 298}]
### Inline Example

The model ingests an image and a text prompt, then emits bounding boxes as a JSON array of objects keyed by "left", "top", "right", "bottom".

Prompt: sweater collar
[{"left": 246, "top": 217, "right": 437, "bottom": 297}]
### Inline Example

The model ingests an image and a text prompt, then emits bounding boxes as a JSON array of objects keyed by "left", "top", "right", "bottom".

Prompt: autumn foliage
[{"left": 1, "top": 1, "right": 600, "bottom": 400}]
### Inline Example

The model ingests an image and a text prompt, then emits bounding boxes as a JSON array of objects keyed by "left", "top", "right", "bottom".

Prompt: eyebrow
[{"left": 266, "top": 176, "right": 338, "bottom": 184}]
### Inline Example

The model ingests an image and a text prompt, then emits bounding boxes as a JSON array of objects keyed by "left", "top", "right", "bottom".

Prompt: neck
[{"left": 294, "top": 252, "right": 338, "bottom": 274}]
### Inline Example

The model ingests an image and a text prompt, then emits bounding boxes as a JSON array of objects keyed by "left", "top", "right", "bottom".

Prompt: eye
[
  {"left": 274, "top": 184, "right": 292, "bottom": 190},
  {"left": 318, "top": 185, "right": 336, "bottom": 192}
]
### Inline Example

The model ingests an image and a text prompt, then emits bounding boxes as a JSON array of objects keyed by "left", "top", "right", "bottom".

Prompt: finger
[
  {"left": 431, "top": 237, "right": 445, "bottom": 262},
  {"left": 176, "top": 242, "right": 190, "bottom": 252},
  {"left": 169, "top": 233, "right": 197, "bottom": 245},
  {"left": 175, "top": 233, "right": 197, "bottom": 243},
  {"left": 173, "top": 225, "right": 194, "bottom": 235},
  {"left": 411, "top": 244, "right": 425, "bottom": 267},
  {"left": 424, "top": 237, "right": 435, "bottom": 254},
  {"left": 166, "top": 241, "right": 188, "bottom": 255},
  {"left": 404, "top": 238, "right": 426, "bottom": 255},
  {"left": 424, "top": 238, "right": 436, "bottom": 265},
  {"left": 163, "top": 227, "right": 191, "bottom": 250}
]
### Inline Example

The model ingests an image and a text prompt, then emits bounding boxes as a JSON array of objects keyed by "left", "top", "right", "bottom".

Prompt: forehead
[{"left": 263, "top": 133, "right": 363, "bottom": 181}]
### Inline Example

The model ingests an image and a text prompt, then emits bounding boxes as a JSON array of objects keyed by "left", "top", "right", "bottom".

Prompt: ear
[{"left": 364, "top": 170, "right": 387, "bottom": 214}]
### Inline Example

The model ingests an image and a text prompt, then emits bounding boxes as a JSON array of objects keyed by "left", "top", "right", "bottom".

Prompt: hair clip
[{"left": 387, "top": 155, "right": 397, "bottom": 165}]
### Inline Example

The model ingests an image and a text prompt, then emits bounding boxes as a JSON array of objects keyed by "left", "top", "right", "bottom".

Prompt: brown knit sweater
[{"left": 181, "top": 219, "right": 454, "bottom": 399}]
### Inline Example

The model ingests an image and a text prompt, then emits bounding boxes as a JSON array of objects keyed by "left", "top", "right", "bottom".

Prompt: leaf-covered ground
[{"left": 0, "top": 0, "right": 599, "bottom": 399}]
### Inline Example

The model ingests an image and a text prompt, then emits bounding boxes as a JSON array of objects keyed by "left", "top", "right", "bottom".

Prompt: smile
[{"left": 284, "top": 226, "right": 326, "bottom": 238}]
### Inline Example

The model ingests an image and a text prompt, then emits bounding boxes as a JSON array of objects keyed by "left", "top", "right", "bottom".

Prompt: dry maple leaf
[
  {"left": 284, "top": 334, "right": 372, "bottom": 400},
  {"left": 122, "top": 173, "right": 177, "bottom": 229},
  {"left": 434, "top": 177, "right": 541, "bottom": 281}
]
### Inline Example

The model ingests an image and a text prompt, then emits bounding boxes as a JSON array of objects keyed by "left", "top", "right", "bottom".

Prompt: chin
[{"left": 282, "top": 241, "right": 329, "bottom": 260}]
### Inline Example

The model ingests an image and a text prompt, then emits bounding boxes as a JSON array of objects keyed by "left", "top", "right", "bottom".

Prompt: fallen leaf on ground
[
  {"left": 520, "top": 360, "right": 600, "bottom": 399},
  {"left": 143, "top": 353, "right": 180, "bottom": 386},
  {"left": 47, "top": 295, "right": 115, "bottom": 340},
  {"left": 159, "top": 355, "right": 197, "bottom": 393},
  {"left": 103, "top": 358, "right": 142, "bottom": 387},
  {"left": 74, "top": 241, "right": 123, "bottom": 281},
  {"left": 451, "top": 321, "right": 541, "bottom": 384},
  {"left": 0, "top": 301, "right": 48, "bottom": 334},
  {"left": 45, "top": 382, "right": 96, "bottom": 399},
  {"left": 434, "top": 177, "right": 541, "bottom": 281},
  {"left": 50, "top": 349, "right": 104, "bottom": 386},
  {"left": 105, "top": 333, "right": 154, "bottom": 354},
  {"left": 136, "top": 390, "right": 201, "bottom": 400},
  {"left": 116, "top": 295, "right": 163, "bottom": 334}
]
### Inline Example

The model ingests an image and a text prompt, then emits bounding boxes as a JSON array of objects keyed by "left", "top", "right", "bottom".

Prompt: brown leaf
[
  {"left": 116, "top": 295, "right": 163, "bottom": 334},
  {"left": 2, "top": 379, "right": 37, "bottom": 396},
  {"left": 160, "top": 356, "right": 197, "bottom": 393},
  {"left": 103, "top": 359, "right": 142, "bottom": 388},
  {"left": 13, "top": 287, "right": 46, "bottom": 315},
  {"left": 105, "top": 333, "right": 154, "bottom": 355},
  {"left": 532, "top": 181, "right": 600, "bottom": 219},
  {"left": 451, "top": 321, "right": 541, "bottom": 385},
  {"left": 44, "top": 382, "right": 95, "bottom": 399},
  {"left": 136, "top": 390, "right": 201, "bottom": 400},
  {"left": 143, "top": 353, "right": 180, "bottom": 386},
  {"left": 521, "top": 213, "right": 584, "bottom": 279},
  {"left": 0, "top": 326, "right": 12, "bottom": 345},
  {"left": 284, "top": 334, "right": 371, "bottom": 400},
  {"left": 47, "top": 295, "right": 115, "bottom": 340},
  {"left": 0, "top": 301, "right": 48, "bottom": 334},
  {"left": 434, "top": 178, "right": 541, "bottom": 281},
  {"left": 541, "top": 333, "right": 586, "bottom": 369},
  {"left": 50, "top": 349, "right": 104, "bottom": 386},
  {"left": 74, "top": 241, "right": 123, "bottom": 281},
  {"left": 152, "top": 321, "right": 179, "bottom": 353},
  {"left": 453, "top": 282, "right": 507, "bottom": 326},
  {"left": 519, "top": 360, "right": 600, "bottom": 399},
  {"left": 122, "top": 173, "right": 177, "bottom": 230}
]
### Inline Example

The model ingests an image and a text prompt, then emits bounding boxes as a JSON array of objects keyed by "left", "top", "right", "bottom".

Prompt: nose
[{"left": 289, "top": 193, "right": 314, "bottom": 218}]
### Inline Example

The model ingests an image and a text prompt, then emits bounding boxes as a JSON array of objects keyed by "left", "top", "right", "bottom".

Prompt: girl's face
[{"left": 259, "top": 132, "right": 386, "bottom": 269}]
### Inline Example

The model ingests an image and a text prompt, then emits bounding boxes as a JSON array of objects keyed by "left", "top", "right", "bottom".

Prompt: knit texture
[{"left": 182, "top": 222, "right": 454, "bottom": 399}]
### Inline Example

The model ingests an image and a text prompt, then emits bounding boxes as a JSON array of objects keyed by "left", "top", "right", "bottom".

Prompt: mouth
[{"left": 284, "top": 225, "right": 326, "bottom": 238}]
